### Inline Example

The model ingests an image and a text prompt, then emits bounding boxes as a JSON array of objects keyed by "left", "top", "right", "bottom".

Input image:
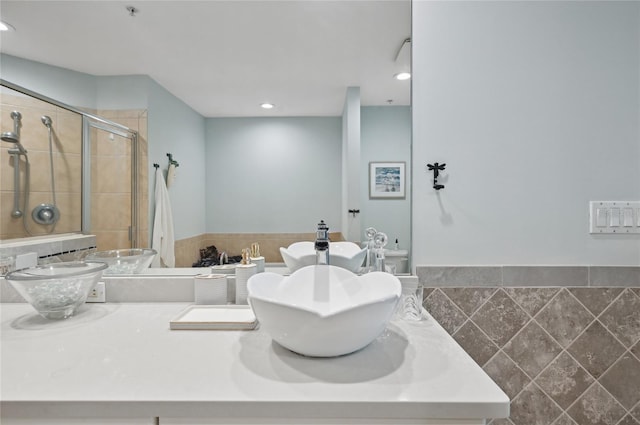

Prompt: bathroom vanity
[{"left": 0, "top": 300, "right": 508, "bottom": 425}]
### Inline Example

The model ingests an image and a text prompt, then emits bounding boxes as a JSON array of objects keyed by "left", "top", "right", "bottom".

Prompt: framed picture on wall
[{"left": 369, "top": 162, "right": 405, "bottom": 199}]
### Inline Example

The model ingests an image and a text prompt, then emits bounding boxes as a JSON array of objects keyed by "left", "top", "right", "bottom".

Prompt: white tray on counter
[{"left": 170, "top": 305, "right": 257, "bottom": 330}]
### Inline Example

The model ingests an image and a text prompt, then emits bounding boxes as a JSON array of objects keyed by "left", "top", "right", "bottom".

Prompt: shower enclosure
[{"left": 0, "top": 81, "right": 145, "bottom": 250}]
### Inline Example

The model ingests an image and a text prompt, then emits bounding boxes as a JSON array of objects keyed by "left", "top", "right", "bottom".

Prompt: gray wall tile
[
  {"left": 417, "top": 266, "right": 502, "bottom": 287},
  {"left": 503, "top": 266, "right": 588, "bottom": 287},
  {"left": 589, "top": 266, "right": 640, "bottom": 287},
  {"left": 425, "top": 286, "right": 640, "bottom": 424}
]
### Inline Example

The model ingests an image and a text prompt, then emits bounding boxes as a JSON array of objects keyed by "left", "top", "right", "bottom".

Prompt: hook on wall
[
  {"left": 153, "top": 163, "right": 159, "bottom": 169},
  {"left": 427, "top": 162, "right": 446, "bottom": 190},
  {"left": 166, "top": 153, "right": 179, "bottom": 168}
]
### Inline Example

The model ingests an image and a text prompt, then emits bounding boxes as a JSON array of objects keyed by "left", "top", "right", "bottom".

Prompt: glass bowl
[
  {"left": 5, "top": 261, "right": 108, "bottom": 320},
  {"left": 85, "top": 248, "right": 157, "bottom": 275}
]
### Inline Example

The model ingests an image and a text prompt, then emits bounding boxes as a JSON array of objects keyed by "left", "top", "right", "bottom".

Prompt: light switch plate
[{"left": 590, "top": 201, "right": 640, "bottom": 234}]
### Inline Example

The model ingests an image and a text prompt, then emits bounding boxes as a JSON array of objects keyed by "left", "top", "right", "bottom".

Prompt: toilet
[{"left": 383, "top": 249, "right": 409, "bottom": 274}]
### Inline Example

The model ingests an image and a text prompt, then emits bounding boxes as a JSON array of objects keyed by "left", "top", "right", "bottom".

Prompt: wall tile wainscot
[{"left": 417, "top": 266, "right": 640, "bottom": 425}]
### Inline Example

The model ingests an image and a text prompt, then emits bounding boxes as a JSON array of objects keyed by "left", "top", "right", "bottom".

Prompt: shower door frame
[
  {"left": 0, "top": 79, "right": 140, "bottom": 247},
  {"left": 82, "top": 117, "right": 139, "bottom": 248}
]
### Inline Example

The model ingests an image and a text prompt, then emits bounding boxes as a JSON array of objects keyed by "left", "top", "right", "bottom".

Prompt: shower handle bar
[{"left": 9, "top": 151, "right": 22, "bottom": 218}]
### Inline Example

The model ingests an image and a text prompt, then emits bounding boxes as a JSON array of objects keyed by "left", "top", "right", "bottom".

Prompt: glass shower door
[{"left": 83, "top": 117, "right": 139, "bottom": 250}]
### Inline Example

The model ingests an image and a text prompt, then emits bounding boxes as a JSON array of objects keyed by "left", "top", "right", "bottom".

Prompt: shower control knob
[{"left": 32, "top": 204, "right": 60, "bottom": 225}]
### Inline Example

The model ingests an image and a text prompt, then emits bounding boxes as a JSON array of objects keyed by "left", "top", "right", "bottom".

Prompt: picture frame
[{"left": 369, "top": 162, "right": 405, "bottom": 199}]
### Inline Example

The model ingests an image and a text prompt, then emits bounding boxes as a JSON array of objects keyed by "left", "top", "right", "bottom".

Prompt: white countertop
[{"left": 0, "top": 302, "right": 509, "bottom": 421}]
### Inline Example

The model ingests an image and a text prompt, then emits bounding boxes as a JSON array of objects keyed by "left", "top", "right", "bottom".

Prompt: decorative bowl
[
  {"left": 247, "top": 265, "right": 401, "bottom": 357},
  {"left": 279, "top": 241, "right": 367, "bottom": 273},
  {"left": 85, "top": 248, "right": 157, "bottom": 275},
  {"left": 5, "top": 261, "right": 108, "bottom": 319}
]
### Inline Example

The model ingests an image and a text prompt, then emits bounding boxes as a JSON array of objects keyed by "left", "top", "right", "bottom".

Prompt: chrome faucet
[
  {"left": 315, "top": 220, "right": 330, "bottom": 265},
  {"left": 219, "top": 251, "right": 228, "bottom": 265}
]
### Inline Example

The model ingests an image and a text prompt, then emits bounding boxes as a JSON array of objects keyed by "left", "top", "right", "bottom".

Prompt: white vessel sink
[
  {"left": 247, "top": 265, "right": 401, "bottom": 357},
  {"left": 279, "top": 241, "right": 367, "bottom": 273}
]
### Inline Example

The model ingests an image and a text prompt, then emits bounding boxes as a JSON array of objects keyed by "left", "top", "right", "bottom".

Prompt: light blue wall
[
  {"left": 204, "top": 117, "right": 342, "bottom": 233},
  {"left": 96, "top": 75, "right": 150, "bottom": 110},
  {"left": 147, "top": 80, "right": 206, "bottom": 241},
  {"left": 1, "top": 53, "right": 97, "bottom": 108},
  {"left": 412, "top": 1, "right": 640, "bottom": 265},
  {"left": 361, "top": 106, "right": 411, "bottom": 251}
]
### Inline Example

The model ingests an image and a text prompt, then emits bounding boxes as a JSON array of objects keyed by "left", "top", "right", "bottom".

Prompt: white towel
[
  {"left": 151, "top": 168, "right": 175, "bottom": 268},
  {"left": 166, "top": 163, "right": 177, "bottom": 189}
]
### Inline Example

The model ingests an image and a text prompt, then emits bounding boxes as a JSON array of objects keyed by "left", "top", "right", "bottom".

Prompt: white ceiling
[{"left": 0, "top": 0, "right": 411, "bottom": 117}]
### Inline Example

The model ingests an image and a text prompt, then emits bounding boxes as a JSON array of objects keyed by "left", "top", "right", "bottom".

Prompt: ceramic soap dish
[{"left": 170, "top": 305, "right": 257, "bottom": 330}]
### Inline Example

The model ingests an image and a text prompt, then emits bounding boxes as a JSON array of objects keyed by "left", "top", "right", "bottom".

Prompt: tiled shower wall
[
  {"left": 1, "top": 92, "right": 149, "bottom": 250},
  {"left": 93, "top": 109, "right": 149, "bottom": 251},
  {"left": 417, "top": 266, "right": 640, "bottom": 425},
  {"left": 1, "top": 92, "right": 82, "bottom": 238}
]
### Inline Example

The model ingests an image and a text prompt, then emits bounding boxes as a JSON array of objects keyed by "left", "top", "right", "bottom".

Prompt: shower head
[
  {"left": 41, "top": 115, "right": 52, "bottom": 128},
  {"left": 2, "top": 110, "right": 22, "bottom": 144},
  {"left": 1, "top": 131, "right": 20, "bottom": 144}
]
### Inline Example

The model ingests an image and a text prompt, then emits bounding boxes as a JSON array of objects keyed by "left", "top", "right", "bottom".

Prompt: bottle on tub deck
[
  {"left": 373, "top": 231, "right": 388, "bottom": 273},
  {"left": 249, "top": 242, "right": 265, "bottom": 273},
  {"left": 235, "top": 248, "right": 256, "bottom": 305},
  {"left": 363, "top": 227, "right": 377, "bottom": 273}
]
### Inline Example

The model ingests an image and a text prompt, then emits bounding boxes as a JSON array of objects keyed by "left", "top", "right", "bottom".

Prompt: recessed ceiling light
[
  {"left": 394, "top": 72, "right": 411, "bottom": 81},
  {"left": 0, "top": 20, "right": 16, "bottom": 31},
  {"left": 260, "top": 103, "right": 275, "bottom": 109}
]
